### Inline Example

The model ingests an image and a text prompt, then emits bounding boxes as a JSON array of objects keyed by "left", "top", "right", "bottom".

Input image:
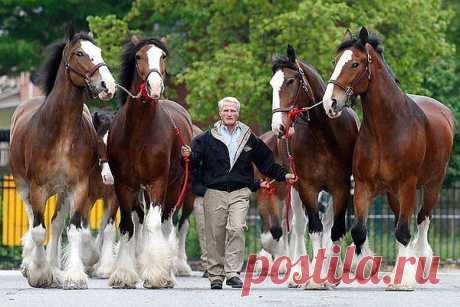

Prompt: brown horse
[
  {"left": 107, "top": 37, "right": 193, "bottom": 289},
  {"left": 9, "top": 28, "right": 116, "bottom": 289},
  {"left": 89, "top": 110, "right": 120, "bottom": 279},
  {"left": 323, "top": 27, "right": 456, "bottom": 290},
  {"left": 255, "top": 131, "right": 290, "bottom": 262},
  {"left": 270, "top": 45, "right": 358, "bottom": 288}
]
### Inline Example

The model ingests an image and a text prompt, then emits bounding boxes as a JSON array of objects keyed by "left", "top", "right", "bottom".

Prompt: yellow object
[{"left": 1, "top": 176, "right": 119, "bottom": 246}]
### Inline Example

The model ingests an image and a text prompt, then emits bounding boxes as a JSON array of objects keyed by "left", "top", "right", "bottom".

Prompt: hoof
[
  {"left": 288, "top": 282, "right": 302, "bottom": 288},
  {"left": 109, "top": 268, "right": 138, "bottom": 289},
  {"left": 304, "top": 282, "right": 331, "bottom": 290},
  {"left": 385, "top": 284, "right": 415, "bottom": 291},
  {"left": 143, "top": 276, "right": 176, "bottom": 289},
  {"left": 27, "top": 265, "right": 54, "bottom": 288},
  {"left": 174, "top": 260, "right": 192, "bottom": 277},
  {"left": 62, "top": 271, "right": 88, "bottom": 290}
]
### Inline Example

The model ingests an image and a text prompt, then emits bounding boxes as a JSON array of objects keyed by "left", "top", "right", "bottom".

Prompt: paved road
[{"left": 1, "top": 270, "right": 460, "bottom": 307}]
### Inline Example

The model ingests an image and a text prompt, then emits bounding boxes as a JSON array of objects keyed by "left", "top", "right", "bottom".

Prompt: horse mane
[
  {"left": 37, "top": 32, "right": 96, "bottom": 96},
  {"left": 337, "top": 31, "right": 400, "bottom": 85},
  {"left": 118, "top": 38, "right": 169, "bottom": 105}
]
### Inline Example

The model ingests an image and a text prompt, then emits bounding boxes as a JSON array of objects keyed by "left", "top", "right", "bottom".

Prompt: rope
[{"left": 174, "top": 126, "right": 190, "bottom": 209}]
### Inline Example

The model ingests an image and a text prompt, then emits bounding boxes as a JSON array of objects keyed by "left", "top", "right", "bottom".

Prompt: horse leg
[
  {"left": 94, "top": 193, "right": 118, "bottom": 279},
  {"left": 26, "top": 184, "right": 55, "bottom": 288},
  {"left": 175, "top": 193, "right": 193, "bottom": 276},
  {"left": 133, "top": 190, "right": 145, "bottom": 261},
  {"left": 139, "top": 179, "right": 176, "bottom": 289},
  {"left": 46, "top": 194, "right": 68, "bottom": 271},
  {"left": 109, "top": 184, "right": 139, "bottom": 288},
  {"left": 387, "top": 177, "right": 418, "bottom": 291},
  {"left": 350, "top": 181, "right": 376, "bottom": 275},
  {"left": 298, "top": 186, "right": 330, "bottom": 290},
  {"left": 412, "top": 182, "right": 441, "bottom": 276},
  {"left": 286, "top": 187, "right": 308, "bottom": 288},
  {"left": 16, "top": 183, "right": 34, "bottom": 278},
  {"left": 62, "top": 181, "right": 94, "bottom": 290},
  {"left": 257, "top": 190, "right": 276, "bottom": 258}
]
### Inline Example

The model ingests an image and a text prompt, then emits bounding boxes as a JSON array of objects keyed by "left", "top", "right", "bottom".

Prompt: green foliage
[{"left": 0, "top": 0, "right": 131, "bottom": 75}]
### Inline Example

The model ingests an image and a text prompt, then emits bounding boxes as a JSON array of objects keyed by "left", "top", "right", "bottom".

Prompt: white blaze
[
  {"left": 146, "top": 45, "right": 165, "bottom": 97},
  {"left": 80, "top": 40, "right": 116, "bottom": 96},
  {"left": 270, "top": 70, "right": 285, "bottom": 135},
  {"left": 323, "top": 50, "right": 353, "bottom": 115}
]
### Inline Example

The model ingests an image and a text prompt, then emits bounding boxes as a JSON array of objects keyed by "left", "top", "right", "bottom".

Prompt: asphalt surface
[{"left": 1, "top": 270, "right": 460, "bottom": 307}]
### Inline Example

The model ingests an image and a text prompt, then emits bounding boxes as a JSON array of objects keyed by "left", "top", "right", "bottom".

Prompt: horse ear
[
  {"left": 131, "top": 35, "right": 140, "bottom": 46},
  {"left": 343, "top": 29, "right": 353, "bottom": 41},
  {"left": 287, "top": 44, "right": 296, "bottom": 63},
  {"left": 66, "top": 23, "right": 75, "bottom": 42},
  {"left": 359, "top": 27, "right": 369, "bottom": 43}
]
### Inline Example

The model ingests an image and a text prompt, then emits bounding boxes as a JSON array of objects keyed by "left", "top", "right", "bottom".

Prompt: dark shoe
[
  {"left": 202, "top": 270, "right": 209, "bottom": 278},
  {"left": 210, "top": 280, "right": 223, "bottom": 289},
  {"left": 226, "top": 276, "right": 243, "bottom": 288}
]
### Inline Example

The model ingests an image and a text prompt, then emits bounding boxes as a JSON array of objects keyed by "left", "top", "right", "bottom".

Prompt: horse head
[
  {"left": 119, "top": 36, "right": 169, "bottom": 103},
  {"left": 323, "top": 27, "right": 398, "bottom": 118},
  {"left": 63, "top": 26, "right": 116, "bottom": 100},
  {"left": 270, "top": 45, "right": 317, "bottom": 138}
]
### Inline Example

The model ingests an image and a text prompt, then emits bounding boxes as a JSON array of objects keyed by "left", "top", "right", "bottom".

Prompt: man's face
[{"left": 219, "top": 101, "right": 239, "bottom": 126}]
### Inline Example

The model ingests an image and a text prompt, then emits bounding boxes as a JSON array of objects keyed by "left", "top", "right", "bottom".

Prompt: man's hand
[
  {"left": 285, "top": 173, "right": 297, "bottom": 184},
  {"left": 181, "top": 145, "right": 191, "bottom": 158},
  {"left": 259, "top": 180, "right": 272, "bottom": 189}
]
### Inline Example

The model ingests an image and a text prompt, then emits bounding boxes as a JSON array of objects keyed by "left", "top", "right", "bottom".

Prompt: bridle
[
  {"left": 64, "top": 46, "right": 108, "bottom": 99},
  {"left": 271, "top": 60, "right": 324, "bottom": 131},
  {"left": 328, "top": 52, "right": 372, "bottom": 107}
]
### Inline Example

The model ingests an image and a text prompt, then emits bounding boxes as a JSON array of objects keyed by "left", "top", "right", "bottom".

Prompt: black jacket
[{"left": 190, "top": 122, "right": 286, "bottom": 196}]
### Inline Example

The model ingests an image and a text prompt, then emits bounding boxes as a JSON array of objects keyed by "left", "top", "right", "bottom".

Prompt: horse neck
[
  {"left": 38, "top": 63, "right": 85, "bottom": 135},
  {"left": 360, "top": 64, "right": 412, "bottom": 135}
]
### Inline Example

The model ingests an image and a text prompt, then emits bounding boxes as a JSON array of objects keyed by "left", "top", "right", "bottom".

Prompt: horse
[
  {"left": 323, "top": 27, "right": 456, "bottom": 290},
  {"left": 270, "top": 45, "right": 359, "bottom": 288},
  {"left": 9, "top": 28, "right": 116, "bottom": 289},
  {"left": 107, "top": 37, "right": 193, "bottom": 289},
  {"left": 88, "top": 110, "right": 120, "bottom": 279},
  {"left": 254, "top": 131, "right": 291, "bottom": 269}
]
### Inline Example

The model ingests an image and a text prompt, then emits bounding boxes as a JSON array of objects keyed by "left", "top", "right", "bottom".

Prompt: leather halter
[
  {"left": 328, "top": 52, "right": 372, "bottom": 107},
  {"left": 272, "top": 60, "right": 320, "bottom": 123},
  {"left": 64, "top": 50, "right": 108, "bottom": 99}
]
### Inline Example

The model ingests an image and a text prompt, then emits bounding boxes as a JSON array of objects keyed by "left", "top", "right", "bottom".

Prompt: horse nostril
[
  {"left": 331, "top": 98, "right": 338, "bottom": 110},
  {"left": 279, "top": 125, "right": 285, "bottom": 133},
  {"left": 100, "top": 81, "right": 107, "bottom": 90}
]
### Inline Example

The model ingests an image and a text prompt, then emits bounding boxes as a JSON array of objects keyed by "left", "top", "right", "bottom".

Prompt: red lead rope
[{"left": 174, "top": 127, "right": 189, "bottom": 209}]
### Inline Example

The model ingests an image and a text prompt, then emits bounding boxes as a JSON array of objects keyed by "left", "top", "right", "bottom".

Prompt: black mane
[
  {"left": 118, "top": 38, "right": 169, "bottom": 105},
  {"left": 337, "top": 31, "right": 400, "bottom": 85},
  {"left": 272, "top": 55, "right": 297, "bottom": 73},
  {"left": 37, "top": 32, "right": 96, "bottom": 96}
]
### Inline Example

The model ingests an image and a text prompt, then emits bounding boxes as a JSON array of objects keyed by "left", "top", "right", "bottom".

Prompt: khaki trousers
[
  {"left": 193, "top": 196, "right": 207, "bottom": 267},
  {"left": 204, "top": 188, "right": 251, "bottom": 282}
]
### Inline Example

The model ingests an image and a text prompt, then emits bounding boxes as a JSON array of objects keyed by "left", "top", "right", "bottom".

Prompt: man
[{"left": 182, "top": 97, "right": 296, "bottom": 289}]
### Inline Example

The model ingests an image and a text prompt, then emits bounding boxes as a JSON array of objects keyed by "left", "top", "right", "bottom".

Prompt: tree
[{"left": 0, "top": 0, "right": 131, "bottom": 75}]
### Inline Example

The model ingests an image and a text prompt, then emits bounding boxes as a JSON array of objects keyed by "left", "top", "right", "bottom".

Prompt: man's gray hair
[{"left": 218, "top": 97, "right": 240, "bottom": 112}]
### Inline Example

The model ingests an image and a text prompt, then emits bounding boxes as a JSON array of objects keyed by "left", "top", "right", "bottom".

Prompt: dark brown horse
[
  {"left": 9, "top": 28, "right": 116, "bottom": 289},
  {"left": 89, "top": 110, "right": 120, "bottom": 279},
  {"left": 108, "top": 37, "right": 193, "bottom": 289},
  {"left": 270, "top": 45, "right": 358, "bottom": 288},
  {"left": 323, "top": 27, "right": 456, "bottom": 290}
]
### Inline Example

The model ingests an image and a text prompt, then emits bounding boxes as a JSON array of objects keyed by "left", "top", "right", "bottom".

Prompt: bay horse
[
  {"left": 108, "top": 37, "right": 193, "bottom": 289},
  {"left": 9, "top": 28, "right": 116, "bottom": 289},
  {"left": 270, "top": 45, "right": 358, "bottom": 288},
  {"left": 323, "top": 27, "right": 456, "bottom": 290},
  {"left": 89, "top": 110, "right": 120, "bottom": 279}
]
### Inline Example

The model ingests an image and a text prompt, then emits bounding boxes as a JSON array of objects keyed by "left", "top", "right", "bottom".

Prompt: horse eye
[
  {"left": 135, "top": 54, "right": 141, "bottom": 60},
  {"left": 286, "top": 78, "right": 295, "bottom": 85},
  {"left": 352, "top": 62, "right": 359, "bottom": 68},
  {"left": 76, "top": 51, "right": 84, "bottom": 57}
]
